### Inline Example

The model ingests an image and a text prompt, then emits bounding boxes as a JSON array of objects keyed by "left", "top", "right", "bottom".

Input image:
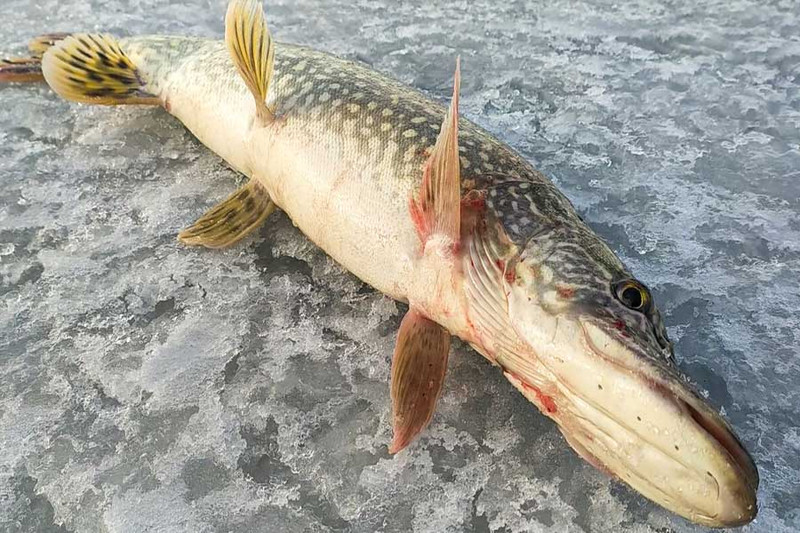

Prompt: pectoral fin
[
  {"left": 225, "top": 0, "right": 275, "bottom": 123},
  {"left": 389, "top": 308, "right": 451, "bottom": 454},
  {"left": 178, "top": 180, "right": 275, "bottom": 249},
  {"left": 410, "top": 58, "right": 461, "bottom": 246}
]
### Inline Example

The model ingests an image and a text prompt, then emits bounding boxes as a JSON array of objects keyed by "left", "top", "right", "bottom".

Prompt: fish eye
[{"left": 614, "top": 280, "right": 650, "bottom": 311}]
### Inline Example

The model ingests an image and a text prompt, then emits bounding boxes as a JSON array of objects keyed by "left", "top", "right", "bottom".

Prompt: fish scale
[{"left": 127, "top": 35, "right": 582, "bottom": 251}]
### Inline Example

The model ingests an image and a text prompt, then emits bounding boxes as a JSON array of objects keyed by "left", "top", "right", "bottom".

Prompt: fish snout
[
  {"left": 548, "top": 320, "right": 759, "bottom": 527},
  {"left": 666, "top": 380, "right": 759, "bottom": 526}
]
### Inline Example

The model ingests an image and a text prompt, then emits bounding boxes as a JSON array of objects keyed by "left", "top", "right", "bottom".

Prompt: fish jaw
[{"left": 503, "top": 289, "right": 758, "bottom": 527}]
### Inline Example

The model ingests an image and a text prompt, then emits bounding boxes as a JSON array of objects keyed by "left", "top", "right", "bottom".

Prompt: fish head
[{"left": 497, "top": 223, "right": 759, "bottom": 527}]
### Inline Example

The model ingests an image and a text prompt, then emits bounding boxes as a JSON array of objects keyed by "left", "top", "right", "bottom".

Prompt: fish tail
[
  {"left": 29, "top": 33, "right": 74, "bottom": 57},
  {"left": 41, "top": 33, "right": 160, "bottom": 106},
  {"left": 0, "top": 33, "right": 72, "bottom": 83},
  {"left": 0, "top": 57, "right": 44, "bottom": 83}
]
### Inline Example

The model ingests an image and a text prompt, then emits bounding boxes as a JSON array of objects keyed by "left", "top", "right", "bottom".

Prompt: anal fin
[
  {"left": 389, "top": 308, "right": 451, "bottom": 454},
  {"left": 41, "top": 34, "right": 159, "bottom": 105},
  {"left": 178, "top": 180, "right": 275, "bottom": 249},
  {"left": 225, "top": 0, "right": 275, "bottom": 123}
]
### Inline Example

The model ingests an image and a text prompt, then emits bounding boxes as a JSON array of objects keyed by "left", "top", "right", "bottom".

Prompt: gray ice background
[{"left": 1, "top": 0, "right": 798, "bottom": 531}]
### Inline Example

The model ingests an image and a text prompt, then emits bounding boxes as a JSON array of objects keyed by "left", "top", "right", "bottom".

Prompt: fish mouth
[
  {"left": 664, "top": 382, "right": 759, "bottom": 496},
  {"left": 546, "top": 321, "right": 759, "bottom": 527}
]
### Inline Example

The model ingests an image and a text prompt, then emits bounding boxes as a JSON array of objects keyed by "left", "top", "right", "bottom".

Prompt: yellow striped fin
[
  {"left": 0, "top": 57, "right": 44, "bottom": 83},
  {"left": 178, "top": 180, "right": 276, "bottom": 249},
  {"left": 41, "top": 34, "right": 159, "bottom": 106},
  {"left": 0, "top": 34, "right": 70, "bottom": 83},
  {"left": 28, "top": 33, "right": 72, "bottom": 58},
  {"left": 225, "top": 0, "right": 275, "bottom": 123}
]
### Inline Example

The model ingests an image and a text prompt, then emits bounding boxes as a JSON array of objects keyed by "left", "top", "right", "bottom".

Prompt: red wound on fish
[
  {"left": 523, "top": 382, "right": 558, "bottom": 414},
  {"left": 409, "top": 196, "right": 430, "bottom": 244},
  {"left": 460, "top": 189, "right": 486, "bottom": 211},
  {"left": 613, "top": 319, "right": 631, "bottom": 337},
  {"left": 556, "top": 284, "right": 575, "bottom": 299},
  {"left": 512, "top": 372, "right": 557, "bottom": 414},
  {"left": 504, "top": 268, "right": 516, "bottom": 284},
  {"left": 533, "top": 387, "right": 557, "bottom": 414}
]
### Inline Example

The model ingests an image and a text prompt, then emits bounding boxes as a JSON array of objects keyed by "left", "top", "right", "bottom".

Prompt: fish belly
[
  {"left": 126, "top": 37, "right": 257, "bottom": 176},
  {"left": 253, "top": 120, "right": 421, "bottom": 302}
]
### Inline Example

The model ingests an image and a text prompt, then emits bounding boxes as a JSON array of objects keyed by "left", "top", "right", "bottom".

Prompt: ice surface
[{"left": 1, "top": 0, "right": 799, "bottom": 531}]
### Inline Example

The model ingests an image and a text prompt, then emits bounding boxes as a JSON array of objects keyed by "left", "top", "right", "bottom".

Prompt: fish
[{"left": 0, "top": 0, "right": 759, "bottom": 526}]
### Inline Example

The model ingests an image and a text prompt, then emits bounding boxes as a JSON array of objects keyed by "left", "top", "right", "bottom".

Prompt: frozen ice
[{"left": 1, "top": 0, "right": 799, "bottom": 531}]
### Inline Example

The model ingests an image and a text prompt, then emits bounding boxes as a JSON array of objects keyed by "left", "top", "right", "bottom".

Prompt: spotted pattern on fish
[
  {"left": 123, "top": 37, "right": 672, "bottom": 366},
  {"left": 270, "top": 44, "right": 585, "bottom": 244},
  {"left": 120, "top": 35, "right": 676, "bottom": 370},
  {"left": 10, "top": 11, "right": 759, "bottom": 522},
  {"left": 123, "top": 37, "right": 582, "bottom": 249}
]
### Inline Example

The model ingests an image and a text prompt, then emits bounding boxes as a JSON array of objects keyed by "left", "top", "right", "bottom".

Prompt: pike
[{"left": 1, "top": 0, "right": 758, "bottom": 526}]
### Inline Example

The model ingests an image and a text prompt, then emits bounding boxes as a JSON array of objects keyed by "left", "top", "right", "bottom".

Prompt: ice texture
[{"left": 1, "top": 0, "right": 799, "bottom": 531}]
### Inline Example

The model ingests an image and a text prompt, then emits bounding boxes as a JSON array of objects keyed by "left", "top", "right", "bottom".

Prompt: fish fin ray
[
  {"left": 0, "top": 57, "right": 44, "bottom": 83},
  {"left": 178, "top": 180, "right": 276, "bottom": 249},
  {"left": 225, "top": 0, "right": 275, "bottom": 123},
  {"left": 389, "top": 308, "right": 451, "bottom": 454},
  {"left": 411, "top": 57, "right": 461, "bottom": 245},
  {"left": 29, "top": 33, "right": 73, "bottom": 58},
  {"left": 41, "top": 34, "right": 159, "bottom": 105},
  {"left": 1, "top": 34, "right": 72, "bottom": 83}
]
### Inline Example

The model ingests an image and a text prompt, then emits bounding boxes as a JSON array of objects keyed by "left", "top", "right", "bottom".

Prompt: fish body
[
  {"left": 0, "top": 1, "right": 759, "bottom": 527},
  {"left": 129, "top": 36, "right": 554, "bottom": 315},
  {"left": 131, "top": 36, "right": 582, "bottom": 355}
]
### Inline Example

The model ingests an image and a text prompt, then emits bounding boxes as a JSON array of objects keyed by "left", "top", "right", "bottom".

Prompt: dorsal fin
[{"left": 225, "top": 0, "right": 275, "bottom": 123}]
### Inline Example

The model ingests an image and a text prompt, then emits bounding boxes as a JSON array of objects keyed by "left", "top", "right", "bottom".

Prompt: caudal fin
[
  {"left": 41, "top": 33, "right": 159, "bottom": 106},
  {"left": 0, "top": 57, "right": 44, "bottom": 82},
  {"left": 0, "top": 33, "right": 71, "bottom": 83}
]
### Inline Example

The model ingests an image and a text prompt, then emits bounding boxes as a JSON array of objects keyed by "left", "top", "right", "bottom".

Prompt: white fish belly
[
  {"left": 158, "top": 49, "right": 256, "bottom": 176},
  {"left": 254, "top": 121, "right": 421, "bottom": 302}
]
